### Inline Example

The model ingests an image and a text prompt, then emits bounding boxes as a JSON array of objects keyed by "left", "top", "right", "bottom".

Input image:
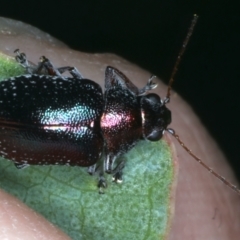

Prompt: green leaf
[
  {"left": 0, "top": 52, "right": 175, "bottom": 240},
  {"left": 0, "top": 52, "right": 25, "bottom": 80}
]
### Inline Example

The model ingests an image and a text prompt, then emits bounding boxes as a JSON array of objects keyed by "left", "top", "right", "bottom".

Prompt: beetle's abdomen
[{"left": 0, "top": 75, "right": 104, "bottom": 167}]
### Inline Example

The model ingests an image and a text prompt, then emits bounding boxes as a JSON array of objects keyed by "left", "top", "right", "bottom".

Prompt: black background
[{"left": 1, "top": 1, "right": 240, "bottom": 180}]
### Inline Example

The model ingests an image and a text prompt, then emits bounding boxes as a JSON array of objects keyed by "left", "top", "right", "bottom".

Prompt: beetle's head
[{"left": 140, "top": 93, "right": 171, "bottom": 141}]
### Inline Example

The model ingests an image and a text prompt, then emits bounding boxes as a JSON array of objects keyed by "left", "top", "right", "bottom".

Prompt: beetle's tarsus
[
  {"left": 14, "top": 49, "right": 28, "bottom": 65},
  {"left": 14, "top": 49, "right": 33, "bottom": 74},
  {"left": 87, "top": 164, "right": 97, "bottom": 175},
  {"left": 98, "top": 173, "right": 107, "bottom": 194},
  {"left": 14, "top": 162, "right": 29, "bottom": 169}
]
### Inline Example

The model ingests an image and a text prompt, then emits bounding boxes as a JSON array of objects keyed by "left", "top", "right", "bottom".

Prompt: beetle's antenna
[
  {"left": 163, "top": 15, "right": 240, "bottom": 196},
  {"left": 166, "top": 14, "right": 198, "bottom": 101},
  {"left": 167, "top": 128, "right": 240, "bottom": 195}
]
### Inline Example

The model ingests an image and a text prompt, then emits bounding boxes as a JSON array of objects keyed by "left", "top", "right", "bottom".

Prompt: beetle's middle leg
[
  {"left": 87, "top": 164, "right": 107, "bottom": 194},
  {"left": 88, "top": 156, "right": 125, "bottom": 193},
  {"left": 104, "top": 154, "right": 125, "bottom": 183}
]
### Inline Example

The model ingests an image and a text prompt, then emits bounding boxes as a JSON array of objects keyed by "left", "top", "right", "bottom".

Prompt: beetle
[
  {"left": 0, "top": 48, "right": 170, "bottom": 190},
  {"left": 0, "top": 15, "right": 239, "bottom": 194}
]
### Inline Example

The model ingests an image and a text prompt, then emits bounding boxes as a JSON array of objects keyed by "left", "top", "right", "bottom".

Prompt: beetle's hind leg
[
  {"left": 14, "top": 49, "right": 37, "bottom": 74},
  {"left": 57, "top": 66, "right": 83, "bottom": 79},
  {"left": 39, "top": 57, "right": 83, "bottom": 78},
  {"left": 14, "top": 49, "right": 27, "bottom": 65},
  {"left": 14, "top": 49, "right": 83, "bottom": 78},
  {"left": 14, "top": 49, "right": 59, "bottom": 75}
]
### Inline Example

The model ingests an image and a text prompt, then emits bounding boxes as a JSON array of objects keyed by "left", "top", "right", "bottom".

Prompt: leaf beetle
[{"left": 0, "top": 46, "right": 172, "bottom": 191}]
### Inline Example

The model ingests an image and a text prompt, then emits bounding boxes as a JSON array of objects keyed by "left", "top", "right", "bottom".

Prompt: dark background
[{"left": 1, "top": 1, "right": 240, "bottom": 180}]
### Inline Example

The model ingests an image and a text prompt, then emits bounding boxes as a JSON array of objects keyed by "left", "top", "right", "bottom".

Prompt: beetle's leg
[
  {"left": 14, "top": 49, "right": 60, "bottom": 75},
  {"left": 87, "top": 164, "right": 107, "bottom": 193},
  {"left": 138, "top": 75, "right": 158, "bottom": 95},
  {"left": 38, "top": 56, "right": 62, "bottom": 76},
  {"left": 14, "top": 49, "right": 38, "bottom": 74},
  {"left": 34, "top": 57, "right": 84, "bottom": 79},
  {"left": 98, "top": 172, "right": 107, "bottom": 194},
  {"left": 14, "top": 162, "right": 29, "bottom": 169},
  {"left": 58, "top": 67, "right": 83, "bottom": 79},
  {"left": 37, "top": 58, "right": 83, "bottom": 78},
  {"left": 39, "top": 59, "right": 83, "bottom": 78},
  {"left": 14, "top": 49, "right": 83, "bottom": 78},
  {"left": 87, "top": 164, "right": 97, "bottom": 175},
  {"left": 112, "top": 161, "right": 125, "bottom": 183},
  {"left": 104, "top": 153, "right": 116, "bottom": 174},
  {"left": 14, "top": 49, "right": 28, "bottom": 65},
  {"left": 104, "top": 154, "right": 125, "bottom": 183}
]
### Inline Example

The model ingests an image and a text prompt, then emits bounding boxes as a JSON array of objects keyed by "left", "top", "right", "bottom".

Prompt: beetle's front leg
[{"left": 138, "top": 75, "right": 158, "bottom": 95}]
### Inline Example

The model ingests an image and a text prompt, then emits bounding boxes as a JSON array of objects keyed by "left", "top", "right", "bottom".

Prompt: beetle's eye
[
  {"left": 145, "top": 93, "right": 161, "bottom": 104},
  {"left": 146, "top": 130, "right": 162, "bottom": 141}
]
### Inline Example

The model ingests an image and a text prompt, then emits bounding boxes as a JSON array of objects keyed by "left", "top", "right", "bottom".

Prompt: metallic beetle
[{"left": 0, "top": 51, "right": 171, "bottom": 189}]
